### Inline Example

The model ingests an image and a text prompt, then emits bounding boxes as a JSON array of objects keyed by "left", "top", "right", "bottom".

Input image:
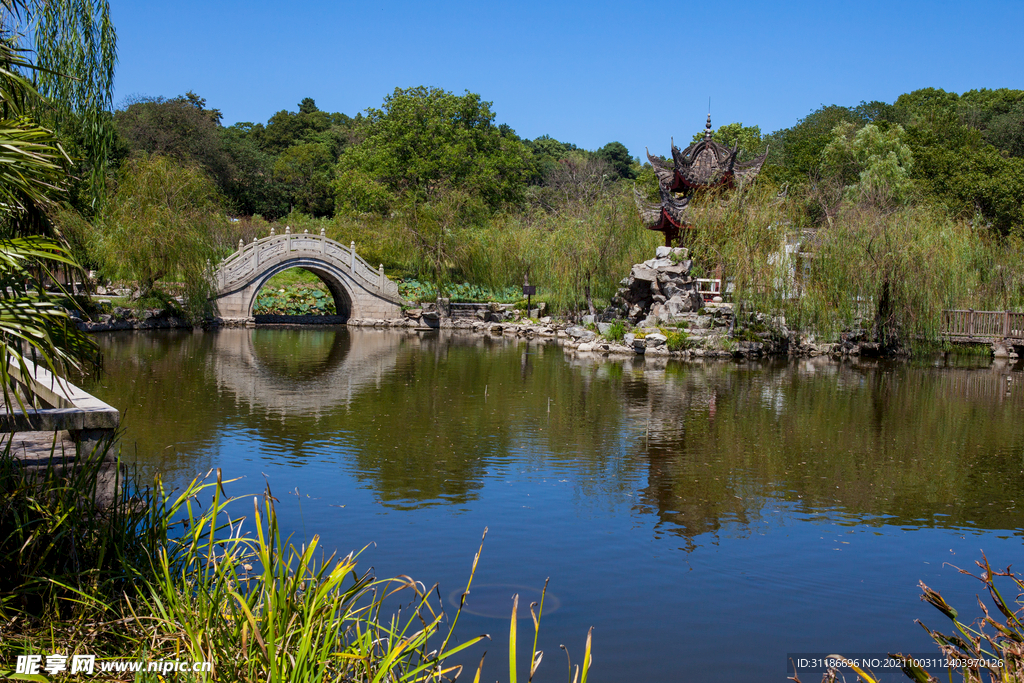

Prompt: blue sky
[{"left": 112, "top": 0, "right": 1023, "bottom": 159}]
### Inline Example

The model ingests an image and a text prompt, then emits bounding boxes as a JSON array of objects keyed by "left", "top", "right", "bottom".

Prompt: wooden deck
[{"left": 940, "top": 310, "right": 1024, "bottom": 343}]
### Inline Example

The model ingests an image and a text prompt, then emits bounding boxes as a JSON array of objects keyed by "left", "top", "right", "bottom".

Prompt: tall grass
[
  {"left": 796, "top": 554, "right": 1024, "bottom": 683},
  {"left": 0, "top": 437, "right": 142, "bottom": 623},
  {"left": 0, "top": 436, "right": 591, "bottom": 682},
  {"left": 683, "top": 182, "right": 1024, "bottom": 349}
]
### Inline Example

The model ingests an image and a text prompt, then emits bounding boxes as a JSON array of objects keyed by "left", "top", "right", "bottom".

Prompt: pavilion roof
[{"left": 648, "top": 115, "right": 768, "bottom": 193}]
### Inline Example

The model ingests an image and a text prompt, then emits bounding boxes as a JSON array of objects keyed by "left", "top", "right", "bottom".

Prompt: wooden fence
[{"left": 941, "top": 310, "right": 1024, "bottom": 341}]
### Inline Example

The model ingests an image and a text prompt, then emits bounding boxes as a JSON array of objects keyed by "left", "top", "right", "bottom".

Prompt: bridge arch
[{"left": 211, "top": 230, "right": 401, "bottom": 323}]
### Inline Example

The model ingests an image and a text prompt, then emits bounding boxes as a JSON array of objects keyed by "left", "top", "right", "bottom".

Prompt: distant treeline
[
  {"left": 53, "top": 84, "right": 1024, "bottom": 339},
  {"left": 95, "top": 86, "right": 1024, "bottom": 233}
]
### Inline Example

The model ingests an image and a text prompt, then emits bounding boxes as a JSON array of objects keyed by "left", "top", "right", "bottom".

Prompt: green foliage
[
  {"left": 26, "top": 0, "right": 117, "bottom": 203},
  {"left": 0, "top": 454, "right": 593, "bottom": 683},
  {"left": 273, "top": 142, "right": 335, "bottom": 216},
  {"left": 334, "top": 86, "right": 534, "bottom": 212},
  {"left": 82, "top": 155, "right": 223, "bottom": 317},
  {"left": 596, "top": 141, "right": 635, "bottom": 180},
  {"left": 254, "top": 283, "right": 337, "bottom": 315},
  {"left": 397, "top": 279, "right": 519, "bottom": 304},
  {"left": 114, "top": 93, "right": 230, "bottom": 186},
  {"left": 0, "top": 439, "right": 137, "bottom": 622},
  {"left": 0, "top": 5, "right": 100, "bottom": 393},
  {"left": 692, "top": 122, "right": 765, "bottom": 161},
  {"left": 525, "top": 134, "right": 581, "bottom": 181},
  {"left": 664, "top": 329, "right": 689, "bottom": 351},
  {"left": 819, "top": 122, "right": 914, "bottom": 207},
  {"left": 0, "top": 237, "right": 97, "bottom": 408},
  {"left": 765, "top": 105, "right": 867, "bottom": 184},
  {"left": 604, "top": 320, "right": 626, "bottom": 342},
  {"left": 132, "top": 287, "right": 183, "bottom": 316}
]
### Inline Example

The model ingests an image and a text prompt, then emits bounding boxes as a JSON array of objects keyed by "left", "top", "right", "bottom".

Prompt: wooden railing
[
  {"left": 695, "top": 278, "right": 722, "bottom": 302},
  {"left": 940, "top": 310, "right": 1024, "bottom": 340}
]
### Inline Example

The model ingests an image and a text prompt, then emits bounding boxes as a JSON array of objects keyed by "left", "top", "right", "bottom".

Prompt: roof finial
[{"left": 705, "top": 97, "right": 713, "bottom": 141}]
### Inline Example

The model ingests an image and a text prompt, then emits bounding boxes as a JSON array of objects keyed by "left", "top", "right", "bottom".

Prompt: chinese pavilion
[{"left": 635, "top": 115, "right": 768, "bottom": 245}]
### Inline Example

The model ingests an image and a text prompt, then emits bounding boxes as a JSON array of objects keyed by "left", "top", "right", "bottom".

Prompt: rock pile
[{"left": 607, "top": 246, "right": 704, "bottom": 325}]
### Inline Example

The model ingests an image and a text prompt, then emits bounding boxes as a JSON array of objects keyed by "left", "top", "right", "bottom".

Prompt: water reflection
[
  {"left": 85, "top": 330, "right": 1024, "bottom": 533},
  {"left": 624, "top": 356, "right": 1024, "bottom": 546},
  {"left": 80, "top": 329, "right": 1024, "bottom": 683}
]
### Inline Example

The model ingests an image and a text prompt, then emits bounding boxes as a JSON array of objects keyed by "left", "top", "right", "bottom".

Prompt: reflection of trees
[
  {"left": 337, "top": 334, "right": 644, "bottom": 507},
  {"left": 82, "top": 331, "right": 224, "bottom": 482},
  {"left": 628, "top": 357, "right": 1024, "bottom": 548},
  {"left": 86, "top": 330, "right": 1024, "bottom": 538}
]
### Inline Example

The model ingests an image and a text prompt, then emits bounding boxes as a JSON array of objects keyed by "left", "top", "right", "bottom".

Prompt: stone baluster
[
  {"left": 270, "top": 226, "right": 276, "bottom": 236},
  {"left": 350, "top": 242, "right": 356, "bottom": 272},
  {"left": 285, "top": 226, "right": 291, "bottom": 253},
  {"left": 252, "top": 236, "right": 259, "bottom": 268},
  {"left": 238, "top": 238, "right": 244, "bottom": 252},
  {"left": 379, "top": 264, "right": 384, "bottom": 291},
  {"left": 320, "top": 227, "right": 326, "bottom": 253}
]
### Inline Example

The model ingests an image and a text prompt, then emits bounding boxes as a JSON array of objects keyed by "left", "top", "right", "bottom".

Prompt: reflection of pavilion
[{"left": 210, "top": 328, "right": 407, "bottom": 416}]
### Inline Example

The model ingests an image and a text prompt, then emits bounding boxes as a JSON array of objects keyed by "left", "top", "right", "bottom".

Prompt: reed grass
[
  {"left": 0, "top": 436, "right": 591, "bottom": 682},
  {"left": 794, "top": 554, "right": 1024, "bottom": 683}
]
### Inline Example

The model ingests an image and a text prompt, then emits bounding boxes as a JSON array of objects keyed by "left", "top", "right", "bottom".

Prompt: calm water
[{"left": 82, "top": 328, "right": 1024, "bottom": 682}]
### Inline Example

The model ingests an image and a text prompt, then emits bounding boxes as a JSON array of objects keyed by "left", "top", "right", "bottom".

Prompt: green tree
[
  {"left": 334, "top": 86, "right": 534, "bottom": 213},
  {"left": 820, "top": 122, "right": 914, "bottom": 207},
  {"left": 691, "top": 122, "right": 765, "bottom": 161},
  {"left": 764, "top": 105, "right": 866, "bottom": 184},
  {"left": 114, "top": 93, "right": 231, "bottom": 188},
  {"left": 401, "top": 186, "right": 486, "bottom": 299},
  {"left": 273, "top": 142, "right": 335, "bottom": 216},
  {"left": 596, "top": 141, "right": 635, "bottom": 180},
  {"left": 220, "top": 123, "right": 289, "bottom": 218},
  {"left": 87, "top": 155, "right": 223, "bottom": 313},
  {"left": 27, "top": 0, "right": 117, "bottom": 204},
  {"left": 0, "top": 0, "right": 112, "bottom": 396},
  {"left": 524, "top": 134, "right": 580, "bottom": 183}
]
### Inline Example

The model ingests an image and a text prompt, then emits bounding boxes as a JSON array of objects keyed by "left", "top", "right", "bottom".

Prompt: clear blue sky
[{"left": 112, "top": 0, "right": 1023, "bottom": 159}]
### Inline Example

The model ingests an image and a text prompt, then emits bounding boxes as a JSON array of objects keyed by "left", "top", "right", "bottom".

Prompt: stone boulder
[
  {"left": 566, "top": 325, "right": 597, "bottom": 342},
  {"left": 608, "top": 248, "right": 701, "bottom": 325}
]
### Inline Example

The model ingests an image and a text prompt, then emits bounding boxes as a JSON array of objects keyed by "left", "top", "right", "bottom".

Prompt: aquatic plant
[
  {"left": 255, "top": 284, "right": 337, "bottom": 315},
  {"left": 664, "top": 330, "right": 689, "bottom": 351},
  {"left": 604, "top": 321, "right": 626, "bottom": 342}
]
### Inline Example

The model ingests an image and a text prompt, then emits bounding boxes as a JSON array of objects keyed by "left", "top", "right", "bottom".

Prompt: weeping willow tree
[
  {"left": 0, "top": 0, "right": 113, "bottom": 404},
  {"left": 81, "top": 155, "right": 223, "bottom": 317},
  {"left": 678, "top": 119, "right": 1024, "bottom": 350},
  {"left": 13, "top": 0, "right": 117, "bottom": 209},
  {"left": 397, "top": 185, "right": 486, "bottom": 300},
  {"left": 534, "top": 188, "right": 658, "bottom": 316},
  {"left": 683, "top": 182, "right": 802, "bottom": 318},
  {"left": 454, "top": 184, "right": 658, "bottom": 316}
]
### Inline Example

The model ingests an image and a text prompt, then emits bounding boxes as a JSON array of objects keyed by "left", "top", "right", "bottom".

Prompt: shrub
[
  {"left": 605, "top": 321, "right": 626, "bottom": 342},
  {"left": 665, "top": 330, "right": 689, "bottom": 351}
]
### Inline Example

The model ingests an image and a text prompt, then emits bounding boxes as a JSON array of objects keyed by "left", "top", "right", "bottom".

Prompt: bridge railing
[
  {"left": 216, "top": 231, "right": 400, "bottom": 300},
  {"left": 941, "top": 309, "right": 1024, "bottom": 340}
]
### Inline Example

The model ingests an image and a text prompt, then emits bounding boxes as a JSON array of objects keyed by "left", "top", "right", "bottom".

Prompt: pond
[{"left": 81, "top": 327, "right": 1024, "bottom": 682}]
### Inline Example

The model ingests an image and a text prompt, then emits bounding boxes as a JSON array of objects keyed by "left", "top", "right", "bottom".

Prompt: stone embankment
[{"left": 73, "top": 307, "right": 191, "bottom": 332}]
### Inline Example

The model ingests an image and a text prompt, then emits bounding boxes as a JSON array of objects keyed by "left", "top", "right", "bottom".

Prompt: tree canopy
[{"left": 334, "top": 86, "right": 534, "bottom": 213}]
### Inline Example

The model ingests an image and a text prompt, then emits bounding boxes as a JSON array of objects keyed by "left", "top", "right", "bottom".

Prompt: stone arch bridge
[{"left": 212, "top": 229, "right": 402, "bottom": 324}]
